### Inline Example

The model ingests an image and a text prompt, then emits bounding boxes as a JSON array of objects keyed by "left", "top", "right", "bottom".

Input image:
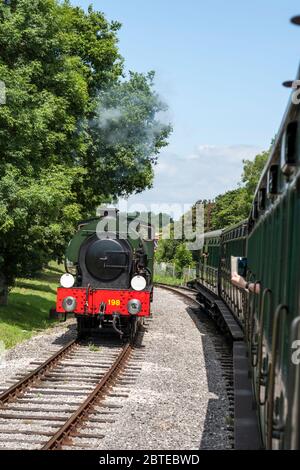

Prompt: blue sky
[{"left": 74, "top": 0, "right": 300, "bottom": 211}]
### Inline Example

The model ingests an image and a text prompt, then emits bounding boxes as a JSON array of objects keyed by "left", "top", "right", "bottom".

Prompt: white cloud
[
  {"left": 120, "top": 144, "right": 264, "bottom": 215},
  {"left": 188, "top": 144, "right": 263, "bottom": 164},
  {"left": 155, "top": 160, "right": 177, "bottom": 176}
]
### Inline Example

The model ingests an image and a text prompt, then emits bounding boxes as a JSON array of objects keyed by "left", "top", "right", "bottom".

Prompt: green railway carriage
[
  {"left": 219, "top": 221, "right": 248, "bottom": 325},
  {"left": 193, "top": 222, "right": 248, "bottom": 320},
  {"left": 247, "top": 85, "right": 300, "bottom": 449},
  {"left": 191, "top": 76, "right": 300, "bottom": 447},
  {"left": 196, "top": 229, "right": 222, "bottom": 294}
]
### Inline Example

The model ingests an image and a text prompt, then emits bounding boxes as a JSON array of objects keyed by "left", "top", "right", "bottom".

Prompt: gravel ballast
[
  {"left": 0, "top": 320, "right": 76, "bottom": 392},
  {"left": 75, "top": 287, "right": 231, "bottom": 450},
  {"left": 0, "top": 288, "right": 231, "bottom": 450}
]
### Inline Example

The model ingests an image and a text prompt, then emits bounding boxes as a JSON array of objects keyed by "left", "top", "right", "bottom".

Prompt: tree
[
  {"left": 0, "top": 1, "right": 171, "bottom": 302},
  {"left": 0, "top": 164, "right": 82, "bottom": 304},
  {"left": 192, "top": 199, "right": 215, "bottom": 232},
  {"left": 0, "top": 0, "right": 122, "bottom": 177},
  {"left": 242, "top": 150, "right": 269, "bottom": 195},
  {"left": 174, "top": 243, "right": 193, "bottom": 277},
  {"left": 208, "top": 149, "right": 270, "bottom": 231},
  {"left": 210, "top": 188, "right": 249, "bottom": 230},
  {"left": 241, "top": 150, "right": 269, "bottom": 209},
  {"left": 155, "top": 238, "right": 181, "bottom": 263}
]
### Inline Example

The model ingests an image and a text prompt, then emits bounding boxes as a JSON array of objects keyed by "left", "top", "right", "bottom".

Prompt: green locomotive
[{"left": 56, "top": 209, "right": 155, "bottom": 340}]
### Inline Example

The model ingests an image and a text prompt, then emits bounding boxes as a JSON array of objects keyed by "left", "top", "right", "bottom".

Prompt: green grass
[
  {"left": 154, "top": 274, "right": 184, "bottom": 286},
  {"left": 0, "top": 263, "right": 65, "bottom": 349},
  {"left": 0, "top": 266, "right": 187, "bottom": 349},
  {"left": 88, "top": 343, "right": 101, "bottom": 352}
]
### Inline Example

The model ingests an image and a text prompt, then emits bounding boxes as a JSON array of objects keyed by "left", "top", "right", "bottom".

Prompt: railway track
[
  {"left": 0, "top": 331, "right": 143, "bottom": 450},
  {"left": 0, "top": 286, "right": 235, "bottom": 450},
  {"left": 155, "top": 283, "right": 205, "bottom": 307},
  {"left": 155, "top": 283, "right": 235, "bottom": 448}
]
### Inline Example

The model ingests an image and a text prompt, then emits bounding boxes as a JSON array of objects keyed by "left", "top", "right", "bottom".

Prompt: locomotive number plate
[{"left": 108, "top": 299, "right": 121, "bottom": 306}]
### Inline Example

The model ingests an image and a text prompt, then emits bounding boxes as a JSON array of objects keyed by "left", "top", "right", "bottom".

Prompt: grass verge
[
  {"left": 0, "top": 267, "right": 186, "bottom": 350},
  {"left": 0, "top": 263, "right": 64, "bottom": 349},
  {"left": 154, "top": 274, "right": 184, "bottom": 286}
]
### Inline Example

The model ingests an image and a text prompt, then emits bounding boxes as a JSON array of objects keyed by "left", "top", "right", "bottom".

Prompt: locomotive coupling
[{"left": 112, "top": 312, "right": 124, "bottom": 337}]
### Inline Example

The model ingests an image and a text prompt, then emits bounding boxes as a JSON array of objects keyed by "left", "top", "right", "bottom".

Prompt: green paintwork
[
  {"left": 247, "top": 100, "right": 300, "bottom": 449},
  {"left": 190, "top": 63, "right": 300, "bottom": 449},
  {"left": 192, "top": 229, "right": 222, "bottom": 294},
  {"left": 65, "top": 213, "right": 154, "bottom": 277},
  {"left": 192, "top": 122, "right": 300, "bottom": 449}
]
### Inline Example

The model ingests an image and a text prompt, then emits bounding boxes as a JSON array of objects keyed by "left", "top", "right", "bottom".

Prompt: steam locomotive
[{"left": 56, "top": 209, "right": 154, "bottom": 340}]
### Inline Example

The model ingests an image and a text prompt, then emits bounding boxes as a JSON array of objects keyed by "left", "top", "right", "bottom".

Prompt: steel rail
[
  {"left": 157, "top": 282, "right": 235, "bottom": 448},
  {"left": 157, "top": 282, "right": 260, "bottom": 449},
  {"left": 154, "top": 283, "right": 200, "bottom": 301},
  {"left": 0, "top": 339, "right": 77, "bottom": 405},
  {"left": 41, "top": 341, "right": 134, "bottom": 450},
  {"left": 155, "top": 282, "right": 198, "bottom": 293}
]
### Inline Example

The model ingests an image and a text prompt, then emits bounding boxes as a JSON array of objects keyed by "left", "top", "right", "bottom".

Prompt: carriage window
[
  {"left": 259, "top": 188, "right": 266, "bottom": 210},
  {"left": 281, "top": 120, "right": 298, "bottom": 175},
  {"left": 231, "top": 256, "right": 247, "bottom": 278},
  {"left": 252, "top": 201, "right": 259, "bottom": 219},
  {"left": 268, "top": 164, "right": 279, "bottom": 194}
]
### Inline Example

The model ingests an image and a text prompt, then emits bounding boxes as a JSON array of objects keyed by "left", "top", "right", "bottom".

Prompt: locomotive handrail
[
  {"left": 267, "top": 304, "right": 289, "bottom": 449},
  {"left": 287, "top": 316, "right": 300, "bottom": 449},
  {"left": 255, "top": 288, "right": 272, "bottom": 403}
]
